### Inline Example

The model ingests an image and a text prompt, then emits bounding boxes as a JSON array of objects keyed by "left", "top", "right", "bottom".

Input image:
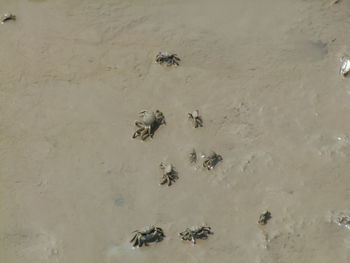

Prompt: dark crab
[
  {"left": 340, "top": 57, "right": 350, "bottom": 77},
  {"left": 188, "top": 110, "right": 203, "bottom": 128},
  {"left": 179, "top": 226, "right": 213, "bottom": 244},
  {"left": 1, "top": 13, "right": 16, "bottom": 24},
  {"left": 132, "top": 110, "right": 165, "bottom": 140},
  {"left": 130, "top": 226, "right": 165, "bottom": 248},
  {"left": 189, "top": 149, "right": 197, "bottom": 163},
  {"left": 160, "top": 162, "right": 178, "bottom": 186},
  {"left": 203, "top": 151, "right": 223, "bottom": 170},
  {"left": 155, "top": 52, "right": 180, "bottom": 67},
  {"left": 334, "top": 212, "right": 350, "bottom": 230},
  {"left": 258, "top": 211, "right": 272, "bottom": 225}
]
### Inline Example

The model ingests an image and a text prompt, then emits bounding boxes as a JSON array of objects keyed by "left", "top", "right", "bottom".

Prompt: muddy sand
[{"left": 1, "top": 0, "right": 350, "bottom": 262}]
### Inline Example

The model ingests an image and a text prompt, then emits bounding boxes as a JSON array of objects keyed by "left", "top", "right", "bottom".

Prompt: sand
[{"left": 1, "top": 0, "right": 350, "bottom": 262}]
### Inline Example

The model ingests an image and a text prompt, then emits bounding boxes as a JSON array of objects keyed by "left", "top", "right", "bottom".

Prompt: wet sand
[{"left": 1, "top": 0, "right": 350, "bottom": 262}]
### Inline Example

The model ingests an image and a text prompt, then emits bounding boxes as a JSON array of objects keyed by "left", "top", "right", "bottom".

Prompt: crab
[
  {"left": 333, "top": 212, "right": 350, "bottom": 230},
  {"left": 189, "top": 149, "right": 197, "bottom": 163},
  {"left": 188, "top": 110, "right": 203, "bottom": 128},
  {"left": 258, "top": 211, "right": 272, "bottom": 225},
  {"left": 203, "top": 151, "right": 223, "bottom": 170},
  {"left": 155, "top": 52, "right": 180, "bottom": 67},
  {"left": 130, "top": 226, "right": 165, "bottom": 248},
  {"left": 340, "top": 57, "right": 350, "bottom": 77},
  {"left": 337, "top": 216, "right": 350, "bottom": 226},
  {"left": 160, "top": 162, "right": 178, "bottom": 186},
  {"left": 1, "top": 13, "right": 16, "bottom": 24},
  {"left": 132, "top": 110, "right": 165, "bottom": 140},
  {"left": 179, "top": 226, "right": 213, "bottom": 244}
]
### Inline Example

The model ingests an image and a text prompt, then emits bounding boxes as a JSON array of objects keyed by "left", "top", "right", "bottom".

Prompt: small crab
[
  {"left": 188, "top": 110, "right": 203, "bottom": 128},
  {"left": 1, "top": 13, "right": 16, "bottom": 24},
  {"left": 130, "top": 226, "right": 165, "bottom": 248},
  {"left": 333, "top": 213, "right": 350, "bottom": 230},
  {"left": 160, "top": 162, "right": 178, "bottom": 186},
  {"left": 189, "top": 149, "right": 197, "bottom": 163},
  {"left": 203, "top": 151, "right": 223, "bottom": 170},
  {"left": 155, "top": 52, "right": 180, "bottom": 67},
  {"left": 179, "top": 226, "right": 213, "bottom": 244},
  {"left": 132, "top": 110, "right": 165, "bottom": 140},
  {"left": 258, "top": 211, "right": 272, "bottom": 225},
  {"left": 340, "top": 57, "right": 350, "bottom": 77}
]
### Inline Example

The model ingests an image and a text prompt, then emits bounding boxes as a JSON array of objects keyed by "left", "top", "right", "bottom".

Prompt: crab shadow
[{"left": 150, "top": 121, "right": 165, "bottom": 139}]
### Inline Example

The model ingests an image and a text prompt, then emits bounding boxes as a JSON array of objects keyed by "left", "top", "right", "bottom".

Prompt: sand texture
[{"left": 1, "top": 0, "right": 350, "bottom": 262}]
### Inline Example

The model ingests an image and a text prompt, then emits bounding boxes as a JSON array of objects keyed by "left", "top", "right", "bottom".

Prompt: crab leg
[
  {"left": 160, "top": 176, "right": 168, "bottom": 185},
  {"left": 196, "top": 118, "right": 203, "bottom": 128},
  {"left": 191, "top": 237, "right": 196, "bottom": 244},
  {"left": 135, "top": 120, "right": 144, "bottom": 128},
  {"left": 147, "top": 126, "right": 153, "bottom": 138},
  {"left": 132, "top": 128, "right": 144, "bottom": 139},
  {"left": 133, "top": 238, "right": 139, "bottom": 247},
  {"left": 141, "top": 129, "right": 151, "bottom": 141},
  {"left": 130, "top": 234, "right": 137, "bottom": 243}
]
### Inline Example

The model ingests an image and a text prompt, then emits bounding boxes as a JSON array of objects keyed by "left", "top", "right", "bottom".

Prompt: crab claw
[{"left": 138, "top": 110, "right": 147, "bottom": 115}]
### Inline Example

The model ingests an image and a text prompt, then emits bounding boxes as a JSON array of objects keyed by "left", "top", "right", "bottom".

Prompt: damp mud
[{"left": 1, "top": 0, "right": 350, "bottom": 262}]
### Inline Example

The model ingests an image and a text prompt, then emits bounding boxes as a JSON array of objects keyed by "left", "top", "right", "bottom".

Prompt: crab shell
[
  {"left": 191, "top": 110, "right": 199, "bottom": 118},
  {"left": 141, "top": 111, "right": 156, "bottom": 126},
  {"left": 143, "top": 226, "right": 156, "bottom": 234},
  {"left": 189, "top": 226, "right": 201, "bottom": 232},
  {"left": 158, "top": 52, "right": 172, "bottom": 57},
  {"left": 207, "top": 151, "right": 217, "bottom": 159},
  {"left": 161, "top": 163, "right": 173, "bottom": 174}
]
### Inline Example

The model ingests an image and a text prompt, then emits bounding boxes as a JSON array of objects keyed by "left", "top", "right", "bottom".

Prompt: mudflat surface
[{"left": 1, "top": 0, "right": 350, "bottom": 262}]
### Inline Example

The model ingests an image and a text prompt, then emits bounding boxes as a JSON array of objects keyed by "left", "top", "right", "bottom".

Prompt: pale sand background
[{"left": 1, "top": 0, "right": 350, "bottom": 262}]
